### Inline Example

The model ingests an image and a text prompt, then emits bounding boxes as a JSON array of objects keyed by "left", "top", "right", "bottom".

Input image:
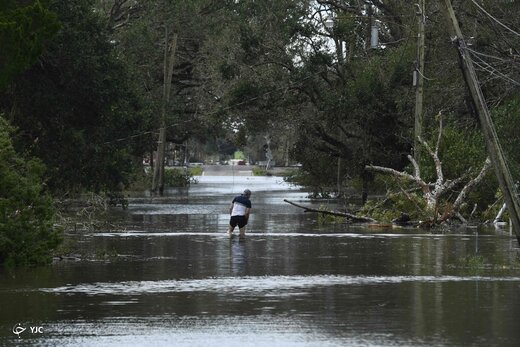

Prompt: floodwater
[{"left": 1, "top": 175, "right": 520, "bottom": 346}]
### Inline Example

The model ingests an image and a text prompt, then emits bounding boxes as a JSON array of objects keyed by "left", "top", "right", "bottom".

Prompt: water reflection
[
  {"left": 1, "top": 175, "right": 520, "bottom": 346},
  {"left": 230, "top": 239, "right": 247, "bottom": 276}
]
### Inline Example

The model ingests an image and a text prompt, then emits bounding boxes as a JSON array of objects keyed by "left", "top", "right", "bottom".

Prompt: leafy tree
[
  {"left": 186, "top": 0, "right": 307, "bottom": 159},
  {"left": 247, "top": 1, "right": 415, "bottom": 198},
  {"left": 0, "top": 0, "right": 59, "bottom": 89},
  {"left": 0, "top": 117, "right": 61, "bottom": 267},
  {"left": 95, "top": 1, "right": 248, "bottom": 169},
  {"left": 288, "top": 0, "right": 520, "bottom": 202},
  {"left": 0, "top": 0, "right": 146, "bottom": 195},
  {"left": 493, "top": 97, "right": 520, "bottom": 182}
]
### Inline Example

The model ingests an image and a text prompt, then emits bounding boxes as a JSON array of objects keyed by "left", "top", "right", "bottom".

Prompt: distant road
[{"left": 200, "top": 165, "right": 288, "bottom": 176}]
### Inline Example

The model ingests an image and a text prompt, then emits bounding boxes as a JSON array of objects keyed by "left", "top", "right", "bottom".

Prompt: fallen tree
[
  {"left": 365, "top": 113, "right": 492, "bottom": 225},
  {"left": 283, "top": 199, "right": 376, "bottom": 223}
]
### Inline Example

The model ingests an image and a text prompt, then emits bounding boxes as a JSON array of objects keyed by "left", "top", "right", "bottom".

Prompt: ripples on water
[
  {"left": 1, "top": 175, "right": 520, "bottom": 346},
  {"left": 40, "top": 274, "right": 520, "bottom": 296}
]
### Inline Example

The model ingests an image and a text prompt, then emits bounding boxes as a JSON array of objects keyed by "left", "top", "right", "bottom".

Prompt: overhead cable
[{"left": 470, "top": 0, "right": 520, "bottom": 37}]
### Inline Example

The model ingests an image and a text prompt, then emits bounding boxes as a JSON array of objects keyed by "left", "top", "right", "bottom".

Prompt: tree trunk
[
  {"left": 362, "top": 176, "right": 368, "bottom": 205},
  {"left": 284, "top": 199, "right": 375, "bottom": 223}
]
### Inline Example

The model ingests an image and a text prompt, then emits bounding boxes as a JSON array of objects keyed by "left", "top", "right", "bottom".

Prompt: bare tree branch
[
  {"left": 451, "top": 158, "right": 492, "bottom": 213},
  {"left": 407, "top": 154, "right": 421, "bottom": 180},
  {"left": 365, "top": 164, "right": 429, "bottom": 191},
  {"left": 418, "top": 135, "right": 444, "bottom": 187}
]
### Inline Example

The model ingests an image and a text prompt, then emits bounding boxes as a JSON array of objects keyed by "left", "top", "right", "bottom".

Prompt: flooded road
[{"left": 1, "top": 176, "right": 520, "bottom": 346}]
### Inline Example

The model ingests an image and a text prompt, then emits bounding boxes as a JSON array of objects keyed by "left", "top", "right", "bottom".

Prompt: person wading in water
[{"left": 227, "top": 189, "right": 252, "bottom": 238}]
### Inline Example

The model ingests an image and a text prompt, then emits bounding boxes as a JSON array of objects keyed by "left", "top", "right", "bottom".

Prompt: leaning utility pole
[
  {"left": 413, "top": 0, "right": 426, "bottom": 163},
  {"left": 441, "top": 0, "right": 520, "bottom": 245},
  {"left": 152, "top": 28, "right": 178, "bottom": 195}
]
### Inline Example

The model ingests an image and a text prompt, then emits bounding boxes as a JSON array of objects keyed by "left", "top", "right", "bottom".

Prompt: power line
[
  {"left": 469, "top": 50, "right": 520, "bottom": 87},
  {"left": 470, "top": 0, "right": 520, "bottom": 37},
  {"left": 466, "top": 47, "right": 514, "bottom": 63},
  {"left": 473, "top": 60, "right": 520, "bottom": 87}
]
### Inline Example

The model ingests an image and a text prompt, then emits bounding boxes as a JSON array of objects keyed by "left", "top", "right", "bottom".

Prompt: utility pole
[
  {"left": 152, "top": 27, "right": 178, "bottom": 195},
  {"left": 366, "top": 4, "right": 374, "bottom": 51},
  {"left": 441, "top": 0, "right": 520, "bottom": 245},
  {"left": 413, "top": 0, "right": 426, "bottom": 163}
]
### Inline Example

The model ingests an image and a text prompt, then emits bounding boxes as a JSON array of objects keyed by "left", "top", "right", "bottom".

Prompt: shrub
[
  {"left": 0, "top": 117, "right": 62, "bottom": 267},
  {"left": 164, "top": 168, "right": 196, "bottom": 187},
  {"left": 252, "top": 166, "right": 268, "bottom": 176},
  {"left": 188, "top": 166, "right": 203, "bottom": 176}
]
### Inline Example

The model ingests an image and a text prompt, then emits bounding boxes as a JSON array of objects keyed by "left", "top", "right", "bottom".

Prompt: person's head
[{"left": 243, "top": 189, "right": 251, "bottom": 198}]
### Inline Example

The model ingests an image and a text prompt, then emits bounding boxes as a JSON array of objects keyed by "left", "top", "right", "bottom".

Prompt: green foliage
[
  {"left": 252, "top": 167, "right": 265, "bottom": 176},
  {"left": 419, "top": 119, "right": 496, "bottom": 219},
  {"left": 126, "top": 167, "right": 151, "bottom": 192},
  {"left": 0, "top": 0, "right": 59, "bottom": 88},
  {"left": 233, "top": 150, "right": 245, "bottom": 160},
  {"left": 108, "top": 0, "right": 231, "bottom": 159},
  {"left": 360, "top": 190, "right": 429, "bottom": 223},
  {"left": 363, "top": 119, "right": 498, "bottom": 222},
  {"left": 288, "top": 42, "right": 415, "bottom": 200},
  {"left": 349, "top": 173, "right": 391, "bottom": 195},
  {"left": 252, "top": 166, "right": 273, "bottom": 176},
  {"left": 164, "top": 168, "right": 196, "bottom": 187},
  {"left": 493, "top": 97, "right": 520, "bottom": 182},
  {"left": 481, "top": 94, "right": 520, "bottom": 219},
  {"left": 1, "top": 0, "right": 146, "bottom": 195},
  {"left": 418, "top": 119, "right": 487, "bottom": 182},
  {"left": 284, "top": 161, "right": 335, "bottom": 199},
  {"left": 188, "top": 166, "right": 203, "bottom": 176},
  {"left": 316, "top": 207, "right": 344, "bottom": 225},
  {"left": 0, "top": 117, "right": 61, "bottom": 267}
]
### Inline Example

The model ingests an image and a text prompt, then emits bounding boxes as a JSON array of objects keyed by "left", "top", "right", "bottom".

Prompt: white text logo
[{"left": 12, "top": 323, "right": 44, "bottom": 338}]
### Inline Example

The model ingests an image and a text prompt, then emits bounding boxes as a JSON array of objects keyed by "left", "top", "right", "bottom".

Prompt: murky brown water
[{"left": 1, "top": 176, "right": 520, "bottom": 346}]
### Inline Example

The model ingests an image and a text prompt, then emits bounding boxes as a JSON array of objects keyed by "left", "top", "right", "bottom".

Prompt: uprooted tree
[{"left": 365, "top": 113, "right": 492, "bottom": 226}]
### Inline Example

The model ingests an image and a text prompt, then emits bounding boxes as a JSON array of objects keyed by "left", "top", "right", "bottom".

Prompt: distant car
[{"left": 229, "top": 159, "right": 246, "bottom": 166}]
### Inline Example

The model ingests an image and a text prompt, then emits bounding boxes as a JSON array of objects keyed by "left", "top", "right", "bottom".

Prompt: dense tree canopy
[
  {"left": 1, "top": 0, "right": 519, "bottom": 201},
  {"left": 1, "top": 0, "right": 146, "bottom": 194},
  {"left": 0, "top": 0, "right": 59, "bottom": 88}
]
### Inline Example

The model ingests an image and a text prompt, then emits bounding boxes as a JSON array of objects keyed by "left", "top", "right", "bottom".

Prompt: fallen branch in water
[{"left": 283, "top": 199, "right": 376, "bottom": 223}]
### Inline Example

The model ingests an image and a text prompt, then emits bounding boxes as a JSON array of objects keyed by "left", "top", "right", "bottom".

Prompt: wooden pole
[
  {"left": 441, "top": 0, "right": 520, "bottom": 244},
  {"left": 152, "top": 28, "right": 178, "bottom": 195},
  {"left": 414, "top": 0, "right": 426, "bottom": 163}
]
